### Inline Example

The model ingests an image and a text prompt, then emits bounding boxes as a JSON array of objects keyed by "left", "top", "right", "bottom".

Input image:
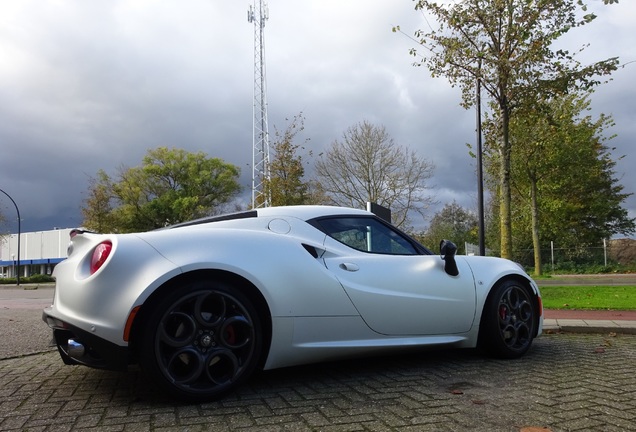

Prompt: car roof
[
  {"left": 256, "top": 205, "right": 372, "bottom": 220},
  {"left": 165, "top": 205, "right": 373, "bottom": 230}
]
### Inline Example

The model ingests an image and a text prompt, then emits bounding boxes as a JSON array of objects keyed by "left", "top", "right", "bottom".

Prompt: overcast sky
[{"left": 1, "top": 0, "right": 634, "bottom": 236}]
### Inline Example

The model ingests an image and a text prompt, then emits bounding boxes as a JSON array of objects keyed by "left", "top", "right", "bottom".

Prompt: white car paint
[{"left": 43, "top": 205, "right": 542, "bottom": 399}]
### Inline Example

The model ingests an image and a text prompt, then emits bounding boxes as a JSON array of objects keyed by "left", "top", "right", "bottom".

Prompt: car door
[{"left": 316, "top": 216, "right": 477, "bottom": 336}]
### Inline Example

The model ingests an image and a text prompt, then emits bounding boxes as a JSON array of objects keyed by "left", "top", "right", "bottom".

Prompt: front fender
[{"left": 461, "top": 256, "right": 542, "bottom": 336}]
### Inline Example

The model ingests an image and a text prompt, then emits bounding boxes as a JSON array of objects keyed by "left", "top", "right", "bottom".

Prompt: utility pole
[{"left": 248, "top": 0, "right": 271, "bottom": 208}]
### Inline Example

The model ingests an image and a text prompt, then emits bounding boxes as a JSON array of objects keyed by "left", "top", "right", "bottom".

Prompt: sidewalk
[{"left": 543, "top": 309, "right": 636, "bottom": 334}]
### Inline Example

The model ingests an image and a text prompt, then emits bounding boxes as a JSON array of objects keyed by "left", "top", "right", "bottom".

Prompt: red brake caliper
[
  {"left": 499, "top": 305, "right": 508, "bottom": 320},
  {"left": 225, "top": 325, "right": 236, "bottom": 345}
]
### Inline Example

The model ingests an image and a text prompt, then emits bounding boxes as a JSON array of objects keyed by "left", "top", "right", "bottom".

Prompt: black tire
[
  {"left": 479, "top": 279, "right": 537, "bottom": 359},
  {"left": 137, "top": 279, "right": 262, "bottom": 401}
]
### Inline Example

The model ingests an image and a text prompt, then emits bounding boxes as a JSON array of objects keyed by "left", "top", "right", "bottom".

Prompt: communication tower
[{"left": 248, "top": 0, "right": 270, "bottom": 208}]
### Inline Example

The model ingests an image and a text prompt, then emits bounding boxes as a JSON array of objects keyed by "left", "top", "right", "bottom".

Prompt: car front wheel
[
  {"left": 479, "top": 279, "right": 536, "bottom": 359},
  {"left": 138, "top": 279, "right": 262, "bottom": 401}
]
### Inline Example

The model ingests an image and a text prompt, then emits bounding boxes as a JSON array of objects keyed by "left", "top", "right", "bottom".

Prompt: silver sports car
[{"left": 43, "top": 205, "right": 543, "bottom": 401}]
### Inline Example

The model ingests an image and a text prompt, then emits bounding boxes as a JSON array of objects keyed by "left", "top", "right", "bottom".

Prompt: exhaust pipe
[{"left": 67, "top": 339, "right": 85, "bottom": 359}]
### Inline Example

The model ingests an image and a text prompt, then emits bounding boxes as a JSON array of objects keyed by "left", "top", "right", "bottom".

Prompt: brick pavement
[{"left": 1, "top": 333, "right": 635, "bottom": 431}]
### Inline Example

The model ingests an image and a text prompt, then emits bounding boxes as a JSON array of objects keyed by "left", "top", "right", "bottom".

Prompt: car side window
[{"left": 315, "top": 217, "right": 419, "bottom": 255}]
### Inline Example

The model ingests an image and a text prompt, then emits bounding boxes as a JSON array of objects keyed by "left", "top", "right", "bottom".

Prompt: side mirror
[{"left": 440, "top": 239, "right": 459, "bottom": 276}]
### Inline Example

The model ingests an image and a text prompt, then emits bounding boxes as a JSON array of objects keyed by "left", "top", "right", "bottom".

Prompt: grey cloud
[{"left": 0, "top": 0, "right": 634, "bottom": 234}]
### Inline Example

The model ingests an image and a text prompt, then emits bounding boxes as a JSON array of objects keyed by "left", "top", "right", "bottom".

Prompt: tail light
[{"left": 90, "top": 241, "right": 112, "bottom": 275}]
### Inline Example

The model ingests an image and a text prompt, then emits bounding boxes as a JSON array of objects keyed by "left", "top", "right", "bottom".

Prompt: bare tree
[{"left": 315, "top": 121, "right": 436, "bottom": 228}]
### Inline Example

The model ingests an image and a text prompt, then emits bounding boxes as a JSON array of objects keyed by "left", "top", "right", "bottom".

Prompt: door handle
[{"left": 339, "top": 262, "right": 359, "bottom": 272}]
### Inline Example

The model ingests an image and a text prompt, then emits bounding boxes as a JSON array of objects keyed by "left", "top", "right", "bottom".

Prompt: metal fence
[{"left": 466, "top": 238, "right": 636, "bottom": 271}]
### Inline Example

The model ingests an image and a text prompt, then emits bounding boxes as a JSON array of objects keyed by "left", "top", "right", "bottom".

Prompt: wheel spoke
[
  {"left": 205, "top": 349, "right": 239, "bottom": 384},
  {"left": 501, "top": 324, "right": 517, "bottom": 346},
  {"left": 518, "top": 300, "right": 533, "bottom": 322},
  {"left": 195, "top": 292, "right": 226, "bottom": 327},
  {"left": 160, "top": 312, "right": 197, "bottom": 347},
  {"left": 166, "top": 348, "right": 205, "bottom": 384},
  {"left": 220, "top": 316, "right": 253, "bottom": 349}
]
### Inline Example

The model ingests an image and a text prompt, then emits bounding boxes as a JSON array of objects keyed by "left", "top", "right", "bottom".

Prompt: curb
[{"left": 543, "top": 319, "right": 636, "bottom": 335}]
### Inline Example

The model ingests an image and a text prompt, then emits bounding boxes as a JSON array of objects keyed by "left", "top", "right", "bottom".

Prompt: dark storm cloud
[{"left": 1, "top": 0, "right": 634, "bottom": 234}]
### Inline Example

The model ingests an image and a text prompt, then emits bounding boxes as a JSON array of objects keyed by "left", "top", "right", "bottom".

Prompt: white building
[{"left": 0, "top": 228, "right": 71, "bottom": 278}]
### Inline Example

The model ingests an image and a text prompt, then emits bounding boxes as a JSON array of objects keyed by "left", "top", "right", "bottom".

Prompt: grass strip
[{"left": 540, "top": 285, "right": 636, "bottom": 310}]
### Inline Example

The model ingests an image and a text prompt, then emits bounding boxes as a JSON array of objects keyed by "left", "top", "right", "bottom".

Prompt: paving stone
[{"left": 1, "top": 334, "right": 636, "bottom": 431}]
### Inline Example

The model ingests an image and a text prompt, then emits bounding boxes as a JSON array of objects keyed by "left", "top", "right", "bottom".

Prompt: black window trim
[{"left": 307, "top": 214, "right": 433, "bottom": 256}]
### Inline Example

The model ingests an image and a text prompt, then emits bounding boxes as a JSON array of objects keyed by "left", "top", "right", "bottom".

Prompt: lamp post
[
  {"left": 475, "top": 57, "right": 485, "bottom": 256},
  {"left": 0, "top": 189, "right": 20, "bottom": 286}
]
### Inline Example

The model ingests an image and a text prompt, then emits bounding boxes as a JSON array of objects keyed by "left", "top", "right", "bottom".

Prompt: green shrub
[
  {"left": 0, "top": 274, "right": 55, "bottom": 284},
  {"left": 27, "top": 274, "right": 55, "bottom": 283}
]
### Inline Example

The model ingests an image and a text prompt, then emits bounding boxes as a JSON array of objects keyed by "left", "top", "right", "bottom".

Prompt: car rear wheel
[
  {"left": 480, "top": 280, "right": 536, "bottom": 359},
  {"left": 138, "top": 279, "right": 262, "bottom": 401}
]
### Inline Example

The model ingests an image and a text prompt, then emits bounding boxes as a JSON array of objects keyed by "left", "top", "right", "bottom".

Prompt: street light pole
[
  {"left": 476, "top": 56, "right": 485, "bottom": 257},
  {"left": 0, "top": 188, "right": 20, "bottom": 286}
]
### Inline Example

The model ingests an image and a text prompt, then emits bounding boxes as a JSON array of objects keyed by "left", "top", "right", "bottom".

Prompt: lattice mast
[{"left": 248, "top": 0, "right": 270, "bottom": 208}]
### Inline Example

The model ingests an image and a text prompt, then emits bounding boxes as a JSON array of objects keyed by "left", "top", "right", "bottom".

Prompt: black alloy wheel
[
  {"left": 138, "top": 280, "right": 262, "bottom": 401},
  {"left": 480, "top": 279, "right": 536, "bottom": 359}
]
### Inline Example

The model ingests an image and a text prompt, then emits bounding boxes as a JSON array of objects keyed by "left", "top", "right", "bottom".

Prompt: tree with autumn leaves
[
  {"left": 263, "top": 113, "right": 312, "bottom": 207},
  {"left": 81, "top": 147, "right": 241, "bottom": 233},
  {"left": 400, "top": 0, "right": 621, "bottom": 259},
  {"left": 483, "top": 92, "right": 634, "bottom": 273}
]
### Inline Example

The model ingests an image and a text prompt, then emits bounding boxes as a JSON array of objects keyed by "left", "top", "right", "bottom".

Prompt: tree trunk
[
  {"left": 499, "top": 104, "right": 513, "bottom": 259},
  {"left": 530, "top": 177, "right": 542, "bottom": 276}
]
